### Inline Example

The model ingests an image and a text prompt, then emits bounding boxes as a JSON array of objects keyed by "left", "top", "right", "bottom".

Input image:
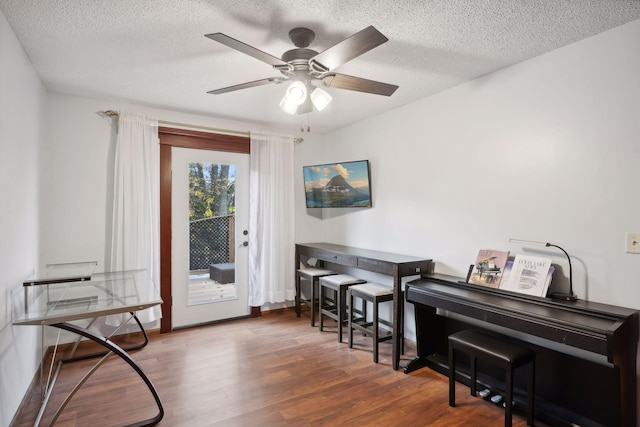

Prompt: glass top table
[
  {"left": 14, "top": 266, "right": 164, "bottom": 426},
  {"left": 15, "top": 269, "right": 162, "bottom": 326}
]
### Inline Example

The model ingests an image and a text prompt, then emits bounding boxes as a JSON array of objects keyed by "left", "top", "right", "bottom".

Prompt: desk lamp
[{"left": 509, "top": 238, "right": 577, "bottom": 301}]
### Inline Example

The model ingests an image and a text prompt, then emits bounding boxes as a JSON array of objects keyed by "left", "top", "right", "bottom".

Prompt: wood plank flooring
[{"left": 12, "top": 309, "right": 542, "bottom": 426}]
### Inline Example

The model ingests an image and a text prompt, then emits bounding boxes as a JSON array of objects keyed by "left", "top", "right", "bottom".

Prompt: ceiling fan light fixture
[
  {"left": 285, "top": 81, "right": 307, "bottom": 106},
  {"left": 310, "top": 87, "right": 332, "bottom": 111},
  {"left": 279, "top": 95, "right": 299, "bottom": 115}
]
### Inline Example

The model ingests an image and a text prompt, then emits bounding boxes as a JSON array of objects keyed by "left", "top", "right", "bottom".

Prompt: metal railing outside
[{"left": 189, "top": 215, "right": 235, "bottom": 271}]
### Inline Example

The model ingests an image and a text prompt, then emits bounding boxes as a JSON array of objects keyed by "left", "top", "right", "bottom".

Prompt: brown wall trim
[
  {"left": 159, "top": 143, "right": 172, "bottom": 333},
  {"left": 158, "top": 126, "right": 249, "bottom": 153},
  {"left": 158, "top": 127, "right": 250, "bottom": 333}
]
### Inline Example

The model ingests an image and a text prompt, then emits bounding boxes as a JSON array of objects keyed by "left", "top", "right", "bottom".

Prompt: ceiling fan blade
[
  {"left": 322, "top": 73, "right": 398, "bottom": 96},
  {"left": 207, "top": 77, "right": 285, "bottom": 95},
  {"left": 205, "top": 33, "right": 288, "bottom": 67},
  {"left": 310, "top": 26, "right": 388, "bottom": 71}
]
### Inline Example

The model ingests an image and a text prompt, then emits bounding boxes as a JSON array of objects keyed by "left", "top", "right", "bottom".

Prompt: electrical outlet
[{"left": 625, "top": 233, "right": 640, "bottom": 254}]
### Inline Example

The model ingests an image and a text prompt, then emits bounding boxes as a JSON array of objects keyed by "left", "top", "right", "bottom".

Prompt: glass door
[{"left": 171, "top": 147, "right": 249, "bottom": 328}]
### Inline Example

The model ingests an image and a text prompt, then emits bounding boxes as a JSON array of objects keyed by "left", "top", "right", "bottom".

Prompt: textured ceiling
[{"left": 2, "top": 1, "right": 639, "bottom": 133}]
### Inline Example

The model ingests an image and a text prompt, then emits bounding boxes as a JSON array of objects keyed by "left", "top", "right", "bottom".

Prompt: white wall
[
  {"left": 0, "top": 9, "right": 46, "bottom": 426},
  {"left": 296, "top": 17, "right": 640, "bottom": 408},
  {"left": 301, "top": 17, "right": 640, "bottom": 309}
]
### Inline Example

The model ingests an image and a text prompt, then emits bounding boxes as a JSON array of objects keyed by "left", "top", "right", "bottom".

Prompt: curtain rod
[{"left": 102, "top": 110, "right": 250, "bottom": 137}]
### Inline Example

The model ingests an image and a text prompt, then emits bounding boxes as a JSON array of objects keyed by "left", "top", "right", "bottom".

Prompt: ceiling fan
[{"left": 205, "top": 26, "right": 399, "bottom": 114}]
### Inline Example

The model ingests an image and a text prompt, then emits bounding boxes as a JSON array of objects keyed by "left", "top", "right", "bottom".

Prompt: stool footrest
[{"left": 350, "top": 318, "right": 393, "bottom": 341}]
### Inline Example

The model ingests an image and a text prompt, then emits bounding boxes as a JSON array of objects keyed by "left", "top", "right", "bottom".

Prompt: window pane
[{"left": 187, "top": 162, "right": 237, "bottom": 305}]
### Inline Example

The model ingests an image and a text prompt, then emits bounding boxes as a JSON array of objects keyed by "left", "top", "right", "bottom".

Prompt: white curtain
[
  {"left": 248, "top": 133, "right": 295, "bottom": 306},
  {"left": 109, "top": 112, "right": 160, "bottom": 323}
]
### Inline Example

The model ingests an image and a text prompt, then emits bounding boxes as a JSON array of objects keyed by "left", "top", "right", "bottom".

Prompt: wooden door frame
[{"left": 158, "top": 127, "right": 250, "bottom": 333}]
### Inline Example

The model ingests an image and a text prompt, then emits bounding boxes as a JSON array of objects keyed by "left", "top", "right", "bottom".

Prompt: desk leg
[
  {"left": 392, "top": 266, "right": 400, "bottom": 370},
  {"left": 294, "top": 248, "right": 301, "bottom": 318},
  {"left": 47, "top": 320, "right": 164, "bottom": 427},
  {"left": 63, "top": 312, "right": 149, "bottom": 363}
]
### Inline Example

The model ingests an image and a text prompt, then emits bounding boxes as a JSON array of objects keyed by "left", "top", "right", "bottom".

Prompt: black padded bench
[{"left": 448, "top": 330, "right": 535, "bottom": 427}]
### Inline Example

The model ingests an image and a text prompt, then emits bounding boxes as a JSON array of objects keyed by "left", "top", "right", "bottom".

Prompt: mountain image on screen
[
  {"left": 303, "top": 160, "right": 372, "bottom": 208},
  {"left": 325, "top": 175, "right": 357, "bottom": 192},
  {"left": 310, "top": 174, "right": 369, "bottom": 207}
]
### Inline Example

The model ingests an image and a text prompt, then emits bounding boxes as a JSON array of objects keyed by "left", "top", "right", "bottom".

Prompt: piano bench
[{"left": 448, "top": 330, "right": 535, "bottom": 427}]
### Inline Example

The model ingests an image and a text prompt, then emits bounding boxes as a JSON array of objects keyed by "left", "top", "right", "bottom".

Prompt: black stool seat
[
  {"left": 449, "top": 330, "right": 535, "bottom": 427},
  {"left": 449, "top": 330, "right": 534, "bottom": 366}
]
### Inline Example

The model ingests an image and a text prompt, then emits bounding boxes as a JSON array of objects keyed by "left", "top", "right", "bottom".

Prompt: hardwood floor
[{"left": 13, "top": 309, "right": 541, "bottom": 426}]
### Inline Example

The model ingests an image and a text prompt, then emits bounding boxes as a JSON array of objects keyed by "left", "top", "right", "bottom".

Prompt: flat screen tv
[{"left": 303, "top": 160, "right": 372, "bottom": 208}]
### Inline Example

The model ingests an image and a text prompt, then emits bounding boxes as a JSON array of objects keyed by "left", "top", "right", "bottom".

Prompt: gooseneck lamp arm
[
  {"left": 508, "top": 238, "right": 577, "bottom": 301},
  {"left": 545, "top": 243, "right": 573, "bottom": 299}
]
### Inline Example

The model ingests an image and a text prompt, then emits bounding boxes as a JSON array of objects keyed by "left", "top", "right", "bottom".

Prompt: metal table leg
[{"left": 34, "top": 314, "right": 163, "bottom": 427}]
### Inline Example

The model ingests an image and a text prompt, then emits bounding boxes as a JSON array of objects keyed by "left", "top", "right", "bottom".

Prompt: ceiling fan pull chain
[{"left": 299, "top": 114, "right": 311, "bottom": 133}]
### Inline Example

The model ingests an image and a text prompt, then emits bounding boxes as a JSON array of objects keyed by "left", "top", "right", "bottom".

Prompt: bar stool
[
  {"left": 347, "top": 282, "right": 401, "bottom": 363},
  {"left": 319, "top": 274, "right": 366, "bottom": 342},
  {"left": 449, "top": 330, "right": 535, "bottom": 427},
  {"left": 295, "top": 268, "right": 336, "bottom": 326}
]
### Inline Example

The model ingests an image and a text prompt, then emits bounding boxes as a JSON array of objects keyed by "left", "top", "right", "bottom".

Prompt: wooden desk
[
  {"left": 405, "top": 273, "right": 639, "bottom": 426},
  {"left": 295, "top": 242, "right": 433, "bottom": 370}
]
